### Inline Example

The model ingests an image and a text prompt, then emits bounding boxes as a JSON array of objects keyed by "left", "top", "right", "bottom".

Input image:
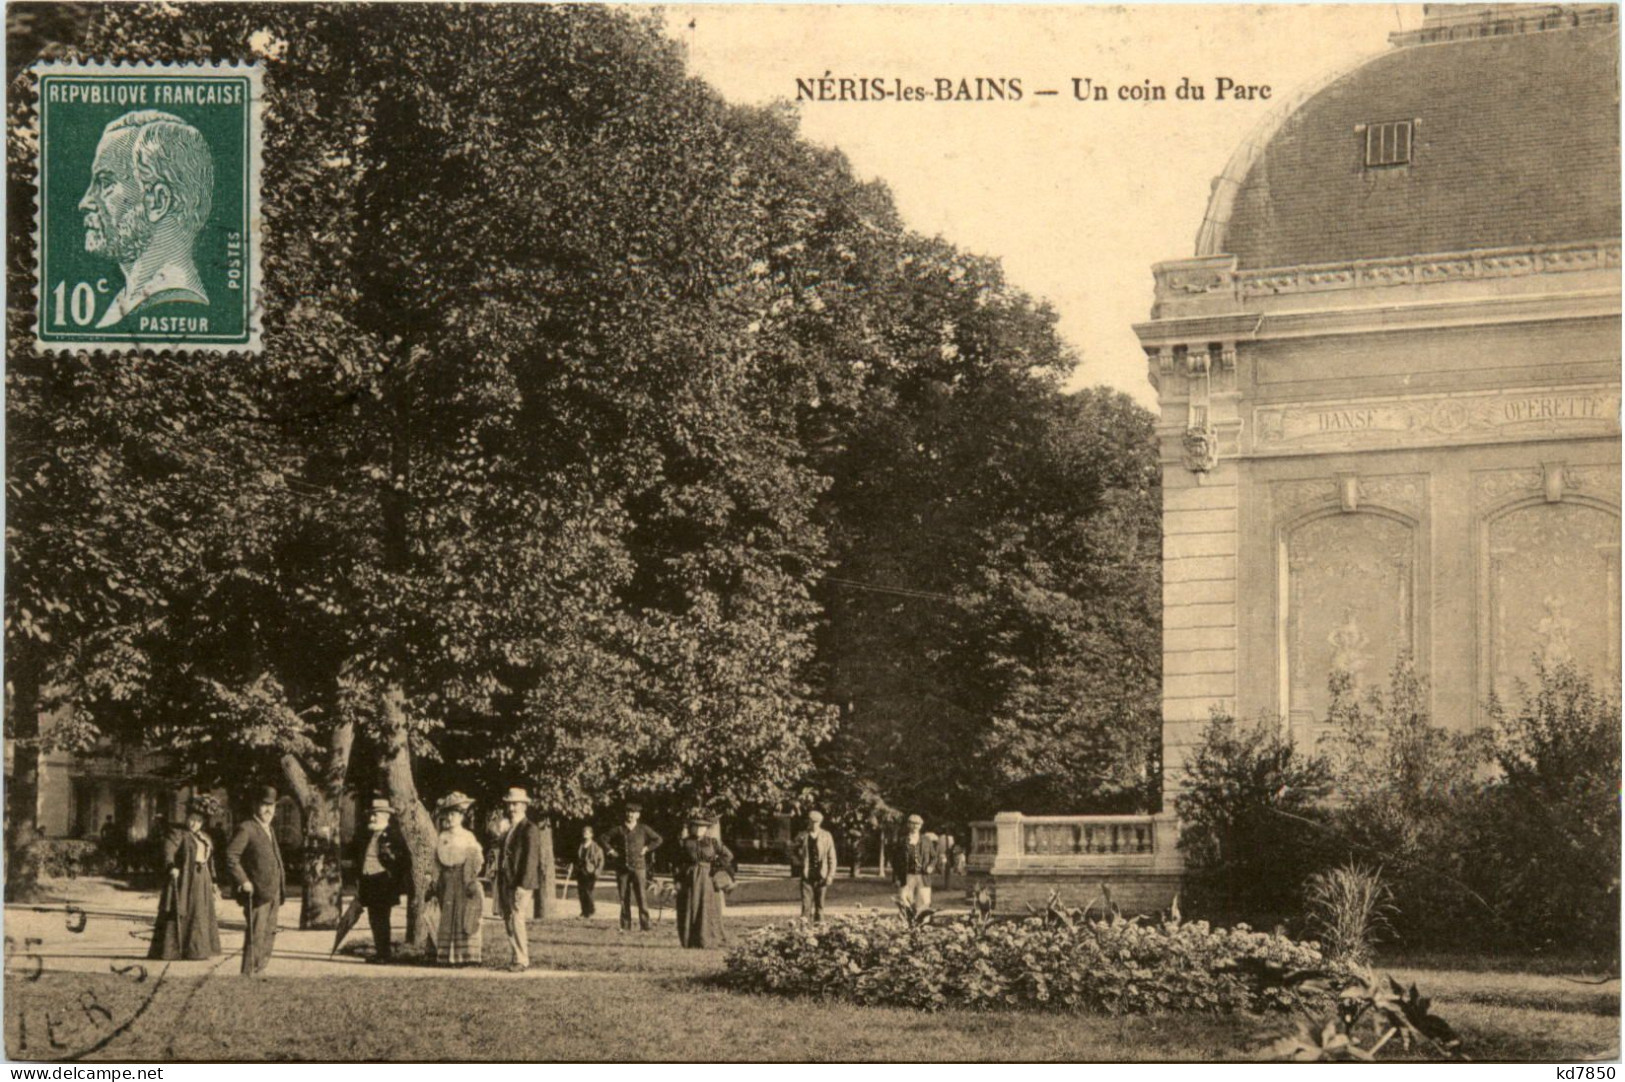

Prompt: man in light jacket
[
  {"left": 887, "top": 814, "right": 941, "bottom": 913},
  {"left": 789, "top": 809, "right": 839, "bottom": 921}
]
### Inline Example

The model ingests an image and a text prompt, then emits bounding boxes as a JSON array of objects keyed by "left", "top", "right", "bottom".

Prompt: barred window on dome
[{"left": 1363, "top": 120, "right": 1414, "bottom": 168}]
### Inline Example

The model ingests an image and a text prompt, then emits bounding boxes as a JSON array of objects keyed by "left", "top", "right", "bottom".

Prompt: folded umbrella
[{"left": 330, "top": 894, "right": 367, "bottom": 957}]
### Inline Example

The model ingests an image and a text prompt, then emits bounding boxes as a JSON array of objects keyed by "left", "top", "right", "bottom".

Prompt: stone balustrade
[{"left": 965, "top": 811, "right": 1182, "bottom": 914}]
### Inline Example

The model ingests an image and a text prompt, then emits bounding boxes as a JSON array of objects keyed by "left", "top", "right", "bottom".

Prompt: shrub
[
  {"left": 1319, "top": 661, "right": 1496, "bottom": 948},
  {"left": 1176, "top": 711, "right": 1336, "bottom": 927},
  {"left": 725, "top": 911, "right": 1348, "bottom": 1014},
  {"left": 1481, "top": 663, "right": 1621, "bottom": 956},
  {"left": 1304, "top": 863, "right": 1396, "bottom": 967},
  {"left": 21, "top": 838, "right": 119, "bottom": 879}
]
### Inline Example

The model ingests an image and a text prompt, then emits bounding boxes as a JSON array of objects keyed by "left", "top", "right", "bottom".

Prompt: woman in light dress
[{"left": 430, "top": 792, "right": 485, "bottom": 966}]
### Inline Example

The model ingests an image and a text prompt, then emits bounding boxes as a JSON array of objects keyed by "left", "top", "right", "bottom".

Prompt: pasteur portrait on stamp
[{"left": 32, "top": 61, "right": 262, "bottom": 353}]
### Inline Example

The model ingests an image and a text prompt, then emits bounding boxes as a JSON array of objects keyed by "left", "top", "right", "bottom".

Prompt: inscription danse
[{"left": 1318, "top": 409, "right": 1376, "bottom": 432}]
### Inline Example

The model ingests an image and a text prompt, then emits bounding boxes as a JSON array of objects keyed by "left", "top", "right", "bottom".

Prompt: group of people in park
[
  {"left": 145, "top": 785, "right": 746, "bottom": 973},
  {"left": 789, "top": 810, "right": 959, "bottom": 921},
  {"left": 147, "top": 782, "right": 964, "bottom": 974}
]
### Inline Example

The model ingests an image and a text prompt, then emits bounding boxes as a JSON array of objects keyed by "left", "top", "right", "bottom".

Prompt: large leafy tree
[
  {"left": 805, "top": 244, "right": 1161, "bottom": 827},
  {"left": 8, "top": 4, "right": 846, "bottom": 916},
  {"left": 7, "top": 2, "right": 1164, "bottom": 916}
]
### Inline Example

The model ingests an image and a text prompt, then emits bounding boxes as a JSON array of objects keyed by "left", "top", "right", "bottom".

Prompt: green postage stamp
[{"left": 32, "top": 61, "right": 262, "bottom": 353}]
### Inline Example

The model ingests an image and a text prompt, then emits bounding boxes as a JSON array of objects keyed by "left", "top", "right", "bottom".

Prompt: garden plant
[{"left": 725, "top": 906, "right": 1349, "bottom": 1015}]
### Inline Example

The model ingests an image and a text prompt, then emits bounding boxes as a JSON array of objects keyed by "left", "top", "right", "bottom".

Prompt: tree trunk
[
  {"left": 378, "top": 684, "right": 436, "bottom": 948},
  {"left": 281, "top": 718, "right": 354, "bottom": 930},
  {"left": 375, "top": 347, "right": 437, "bottom": 946},
  {"left": 536, "top": 820, "right": 557, "bottom": 920},
  {"left": 5, "top": 653, "right": 44, "bottom": 901}
]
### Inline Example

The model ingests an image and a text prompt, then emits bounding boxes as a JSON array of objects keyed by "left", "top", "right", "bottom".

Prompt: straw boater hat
[
  {"left": 435, "top": 791, "right": 474, "bottom": 815},
  {"left": 502, "top": 788, "right": 530, "bottom": 805},
  {"left": 367, "top": 798, "right": 394, "bottom": 816},
  {"left": 686, "top": 809, "right": 710, "bottom": 827},
  {"left": 906, "top": 813, "right": 924, "bottom": 826}
]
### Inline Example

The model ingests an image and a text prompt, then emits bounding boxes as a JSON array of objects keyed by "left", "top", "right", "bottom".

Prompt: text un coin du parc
[{"left": 795, "top": 74, "right": 1271, "bottom": 103}]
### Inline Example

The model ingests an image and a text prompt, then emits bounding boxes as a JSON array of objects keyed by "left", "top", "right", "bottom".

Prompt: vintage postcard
[{"left": 3, "top": 1, "right": 1618, "bottom": 1070}]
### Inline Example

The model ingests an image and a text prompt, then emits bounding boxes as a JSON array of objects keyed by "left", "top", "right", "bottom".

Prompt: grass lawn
[{"left": 6, "top": 916, "right": 1617, "bottom": 1062}]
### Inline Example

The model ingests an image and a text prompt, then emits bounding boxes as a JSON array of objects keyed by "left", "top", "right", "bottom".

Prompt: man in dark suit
[
  {"left": 789, "top": 809, "right": 838, "bottom": 921},
  {"left": 495, "top": 787, "right": 543, "bottom": 972},
  {"left": 226, "top": 786, "right": 285, "bottom": 976},
  {"left": 575, "top": 825, "right": 605, "bottom": 919},
  {"left": 351, "top": 798, "right": 409, "bottom": 963},
  {"left": 600, "top": 803, "right": 663, "bottom": 932},
  {"left": 887, "top": 813, "right": 941, "bottom": 913}
]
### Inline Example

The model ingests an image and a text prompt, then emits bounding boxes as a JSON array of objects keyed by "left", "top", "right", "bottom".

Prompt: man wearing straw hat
[
  {"left": 789, "top": 809, "right": 838, "bottom": 922},
  {"left": 226, "top": 785, "right": 285, "bottom": 976},
  {"left": 352, "top": 798, "right": 410, "bottom": 963},
  {"left": 495, "top": 787, "right": 543, "bottom": 971},
  {"left": 887, "top": 813, "right": 941, "bottom": 913}
]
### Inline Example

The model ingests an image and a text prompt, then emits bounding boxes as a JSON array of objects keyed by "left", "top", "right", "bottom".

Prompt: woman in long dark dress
[
  {"left": 149, "top": 797, "right": 222, "bottom": 960},
  {"left": 674, "top": 813, "right": 732, "bottom": 949}
]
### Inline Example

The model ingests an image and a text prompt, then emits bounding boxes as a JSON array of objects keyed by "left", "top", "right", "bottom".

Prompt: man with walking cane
[{"left": 226, "top": 786, "right": 285, "bottom": 976}]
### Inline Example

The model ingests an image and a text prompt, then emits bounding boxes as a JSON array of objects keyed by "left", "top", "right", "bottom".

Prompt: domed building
[{"left": 1137, "top": 0, "right": 1620, "bottom": 854}]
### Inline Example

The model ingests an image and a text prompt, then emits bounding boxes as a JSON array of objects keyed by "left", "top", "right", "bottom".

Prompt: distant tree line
[{"left": 4, "top": 3, "right": 1160, "bottom": 924}]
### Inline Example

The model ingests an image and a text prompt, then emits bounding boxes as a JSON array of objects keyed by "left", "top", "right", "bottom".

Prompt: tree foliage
[
  {"left": 1480, "top": 663, "right": 1621, "bottom": 955},
  {"left": 6, "top": 3, "right": 1163, "bottom": 910}
]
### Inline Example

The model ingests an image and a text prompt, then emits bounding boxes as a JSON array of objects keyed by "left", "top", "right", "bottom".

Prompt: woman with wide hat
[
  {"left": 673, "top": 811, "right": 733, "bottom": 949},
  {"left": 149, "top": 795, "right": 223, "bottom": 960},
  {"left": 429, "top": 792, "right": 485, "bottom": 966}
]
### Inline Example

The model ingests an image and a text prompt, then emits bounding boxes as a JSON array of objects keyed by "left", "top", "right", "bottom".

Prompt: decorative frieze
[
  {"left": 1566, "top": 464, "right": 1623, "bottom": 500},
  {"left": 1273, "top": 478, "right": 1337, "bottom": 516},
  {"left": 1476, "top": 463, "right": 1622, "bottom": 508},
  {"left": 1273, "top": 474, "right": 1425, "bottom": 518},
  {"left": 1254, "top": 384, "right": 1620, "bottom": 453},
  {"left": 1473, "top": 467, "right": 1544, "bottom": 507},
  {"left": 1231, "top": 239, "right": 1619, "bottom": 300},
  {"left": 1360, "top": 475, "right": 1426, "bottom": 517},
  {"left": 1153, "top": 239, "right": 1620, "bottom": 305}
]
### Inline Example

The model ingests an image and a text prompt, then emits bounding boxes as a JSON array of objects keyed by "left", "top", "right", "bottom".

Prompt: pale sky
[{"left": 665, "top": 4, "right": 1427, "bottom": 406}]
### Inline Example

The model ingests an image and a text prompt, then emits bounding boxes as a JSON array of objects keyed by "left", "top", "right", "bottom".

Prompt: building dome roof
[{"left": 1198, "top": 13, "right": 1620, "bottom": 269}]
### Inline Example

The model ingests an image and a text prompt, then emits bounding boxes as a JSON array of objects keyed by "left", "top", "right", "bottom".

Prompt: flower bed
[{"left": 725, "top": 912, "right": 1348, "bottom": 1014}]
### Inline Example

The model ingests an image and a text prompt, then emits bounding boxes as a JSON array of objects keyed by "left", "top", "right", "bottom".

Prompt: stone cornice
[
  {"left": 1144, "top": 239, "right": 1621, "bottom": 326},
  {"left": 1233, "top": 239, "right": 1620, "bottom": 299},
  {"left": 1137, "top": 284, "right": 1619, "bottom": 353}
]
